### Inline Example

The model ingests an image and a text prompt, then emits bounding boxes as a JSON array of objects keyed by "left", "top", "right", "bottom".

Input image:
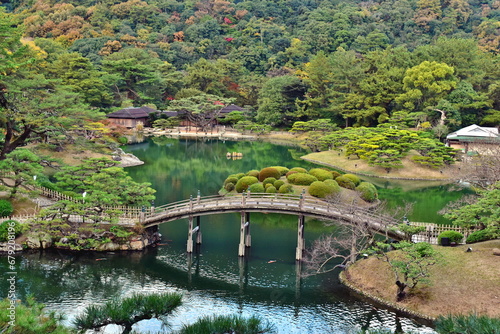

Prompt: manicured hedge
[
  {"left": 263, "top": 177, "right": 277, "bottom": 186},
  {"left": 343, "top": 173, "right": 361, "bottom": 186},
  {"left": 270, "top": 166, "right": 289, "bottom": 176},
  {"left": 308, "top": 181, "right": 335, "bottom": 198},
  {"left": 224, "top": 182, "right": 235, "bottom": 192},
  {"left": 224, "top": 177, "right": 239, "bottom": 186},
  {"left": 248, "top": 183, "right": 265, "bottom": 193},
  {"left": 266, "top": 186, "right": 277, "bottom": 193},
  {"left": 258, "top": 167, "right": 281, "bottom": 182},
  {"left": 289, "top": 167, "right": 307, "bottom": 173},
  {"left": 235, "top": 176, "right": 259, "bottom": 193},
  {"left": 274, "top": 180, "right": 285, "bottom": 189},
  {"left": 335, "top": 176, "right": 356, "bottom": 190},
  {"left": 438, "top": 231, "right": 464, "bottom": 245},
  {"left": 287, "top": 173, "right": 318, "bottom": 186},
  {"left": 356, "top": 182, "right": 378, "bottom": 202},
  {"left": 330, "top": 171, "right": 342, "bottom": 179},
  {"left": 0, "top": 200, "right": 14, "bottom": 218},
  {"left": 324, "top": 179, "right": 341, "bottom": 193},
  {"left": 309, "top": 168, "right": 334, "bottom": 181},
  {"left": 246, "top": 170, "right": 260, "bottom": 178},
  {"left": 278, "top": 184, "right": 293, "bottom": 194}
]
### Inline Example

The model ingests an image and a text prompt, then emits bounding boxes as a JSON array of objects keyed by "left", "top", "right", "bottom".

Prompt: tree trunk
[{"left": 396, "top": 280, "right": 407, "bottom": 301}]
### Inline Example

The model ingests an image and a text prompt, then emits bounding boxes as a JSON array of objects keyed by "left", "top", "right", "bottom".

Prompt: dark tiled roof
[
  {"left": 219, "top": 104, "right": 245, "bottom": 114},
  {"left": 107, "top": 106, "right": 158, "bottom": 119},
  {"left": 161, "top": 111, "right": 178, "bottom": 117}
]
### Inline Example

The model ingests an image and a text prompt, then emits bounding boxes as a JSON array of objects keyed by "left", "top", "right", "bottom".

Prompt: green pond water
[{"left": 0, "top": 137, "right": 470, "bottom": 333}]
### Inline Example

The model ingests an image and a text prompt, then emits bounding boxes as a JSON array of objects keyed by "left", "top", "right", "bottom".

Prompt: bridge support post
[
  {"left": 187, "top": 216, "right": 194, "bottom": 253},
  {"left": 238, "top": 212, "right": 250, "bottom": 256},
  {"left": 245, "top": 212, "right": 251, "bottom": 247},
  {"left": 295, "top": 215, "right": 305, "bottom": 261},
  {"left": 196, "top": 216, "right": 202, "bottom": 244}
]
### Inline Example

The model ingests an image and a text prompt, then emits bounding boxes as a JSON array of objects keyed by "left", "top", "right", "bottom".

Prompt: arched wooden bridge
[{"left": 140, "top": 193, "right": 401, "bottom": 260}]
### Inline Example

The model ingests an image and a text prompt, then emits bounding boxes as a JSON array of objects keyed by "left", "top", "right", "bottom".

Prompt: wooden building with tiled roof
[
  {"left": 446, "top": 124, "right": 499, "bottom": 154},
  {"left": 106, "top": 106, "right": 159, "bottom": 128}
]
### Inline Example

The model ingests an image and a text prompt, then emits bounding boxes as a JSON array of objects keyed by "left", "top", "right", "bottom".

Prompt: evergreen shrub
[
  {"left": 224, "top": 177, "right": 239, "bottom": 186},
  {"left": 466, "top": 229, "right": 496, "bottom": 244},
  {"left": 343, "top": 173, "right": 361, "bottom": 186},
  {"left": 263, "top": 177, "right": 277, "bottom": 186},
  {"left": 309, "top": 168, "right": 334, "bottom": 181},
  {"left": 0, "top": 200, "right": 14, "bottom": 218},
  {"left": 258, "top": 167, "right": 281, "bottom": 181},
  {"left": 289, "top": 167, "right": 307, "bottom": 173},
  {"left": 0, "top": 220, "right": 22, "bottom": 242},
  {"left": 248, "top": 183, "right": 265, "bottom": 193},
  {"left": 278, "top": 184, "right": 293, "bottom": 194},
  {"left": 285, "top": 170, "right": 298, "bottom": 177},
  {"left": 274, "top": 180, "right": 285, "bottom": 189},
  {"left": 224, "top": 182, "right": 235, "bottom": 192},
  {"left": 356, "top": 182, "right": 378, "bottom": 202},
  {"left": 324, "top": 179, "right": 341, "bottom": 193},
  {"left": 287, "top": 173, "right": 318, "bottom": 186},
  {"left": 234, "top": 173, "right": 246, "bottom": 179},
  {"left": 246, "top": 170, "right": 260, "bottom": 178},
  {"left": 266, "top": 186, "right": 277, "bottom": 193},
  {"left": 235, "top": 176, "right": 259, "bottom": 193},
  {"left": 308, "top": 181, "right": 335, "bottom": 198},
  {"left": 270, "top": 166, "right": 289, "bottom": 175},
  {"left": 438, "top": 231, "right": 464, "bottom": 245},
  {"left": 330, "top": 171, "right": 342, "bottom": 179},
  {"left": 336, "top": 176, "right": 356, "bottom": 189}
]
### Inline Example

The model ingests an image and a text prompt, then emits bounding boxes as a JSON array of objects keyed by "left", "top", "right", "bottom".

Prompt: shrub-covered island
[{"left": 221, "top": 166, "right": 378, "bottom": 204}]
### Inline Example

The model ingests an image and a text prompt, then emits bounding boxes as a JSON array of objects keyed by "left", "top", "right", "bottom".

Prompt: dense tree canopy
[{"left": 0, "top": 0, "right": 499, "bottom": 140}]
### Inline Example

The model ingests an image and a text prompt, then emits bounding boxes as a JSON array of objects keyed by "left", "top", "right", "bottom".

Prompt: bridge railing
[{"left": 146, "top": 192, "right": 400, "bottom": 229}]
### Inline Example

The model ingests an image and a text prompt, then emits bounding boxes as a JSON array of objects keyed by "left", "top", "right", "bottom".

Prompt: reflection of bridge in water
[{"left": 141, "top": 193, "right": 401, "bottom": 261}]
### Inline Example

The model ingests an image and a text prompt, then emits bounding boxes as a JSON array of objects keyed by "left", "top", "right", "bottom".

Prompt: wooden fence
[{"left": 410, "top": 222, "right": 473, "bottom": 244}]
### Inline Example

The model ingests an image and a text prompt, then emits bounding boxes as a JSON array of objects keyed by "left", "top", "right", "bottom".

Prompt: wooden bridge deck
[{"left": 143, "top": 193, "right": 400, "bottom": 234}]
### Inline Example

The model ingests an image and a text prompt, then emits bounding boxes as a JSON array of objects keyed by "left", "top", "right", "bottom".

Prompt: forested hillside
[{"left": 1, "top": 0, "right": 500, "bottom": 131}]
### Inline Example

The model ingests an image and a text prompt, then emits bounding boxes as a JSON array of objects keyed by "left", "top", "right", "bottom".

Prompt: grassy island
[{"left": 342, "top": 240, "right": 500, "bottom": 320}]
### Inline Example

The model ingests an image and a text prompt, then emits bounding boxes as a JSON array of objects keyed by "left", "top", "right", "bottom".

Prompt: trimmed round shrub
[
  {"left": 246, "top": 170, "right": 260, "bottom": 178},
  {"left": 228, "top": 173, "right": 245, "bottom": 180},
  {"left": 274, "top": 180, "right": 285, "bottom": 189},
  {"left": 309, "top": 168, "right": 334, "bottom": 181},
  {"left": 263, "top": 177, "right": 277, "bottom": 186},
  {"left": 224, "top": 182, "right": 235, "bottom": 192},
  {"left": 278, "top": 184, "right": 294, "bottom": 194},
  {"left": 0, "top": 220, "right": 22, "bottom": 242},
  {"left": 336, "top": 176, "right": 356, "bottom": 190},
  {"left": 248, "top": 183, "right": 265, "bottom": 193},
  {"left": 270, "top": 166, "right": 289, "bottom": 176},
  {"left": 324, "top": 179, "right": 341, "bottom": 193},
  {"left": 330, "top": 171, "right": 342, "bottom": 179},
  {"left": 466, "top": 229, "right": 496, "bottom": 244},
  {"left": 287, "top": 173, "right": 318, "bottom": 186},
  {"left": 343, "top": 173, "right": 361, "bottom": 186},
  {"left": 264, "top": 183, "right": 273, "bottom": 189},
  {"left": 356, "top": 182, "right": 378, "bottom": 202},
  {"left": 224, "top": 176, "right": 239, "bottom": 186},
  {"left": 235, "top": 176, "right": 259, "bottom": 193},
  {"left": 266, "top": 186, "right": 277, "bottom": 193},
  {"left": 438, "top": 231, "right": 464, "bottom": 245},
  {"left": 258, "top": 167, "right": 281, "bottom": 182},
  {"left": 286, "top": 170, "right": 299, "bottom": 177},
  {"left": 0, "top": 200, "right": 14, "bottom": 218},
  {"left": 308, "top": 181, "right": 336, "bottom": 198},
  {"left": 290, "top": 167, "right": 307, "bottom": 173}
]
